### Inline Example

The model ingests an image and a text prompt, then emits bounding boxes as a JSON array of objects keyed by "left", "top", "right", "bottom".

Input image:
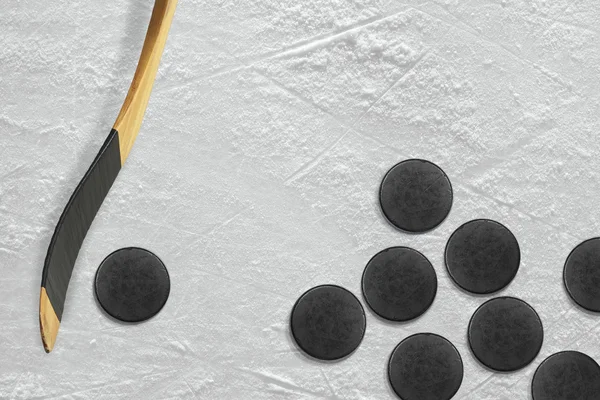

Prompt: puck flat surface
[
  {"left": 95, "top": 247, "right": 170, "bottom": 323},
  {"left": 445, "top": 219, "right": 520, "bottom": 294},
  {"left": 290, "top": 285, "right": 366, "bottom": 361},
  {"left": 468, "top": 297, "right": 543, "bottom": 372},
  {"left": 362, "top": 247, "right": 437, "bottom": 322},
  {"left": 564, "top": 238, "right": 600, "bottom": 312},
  {"left": 532, "top": 351, "right": 600, "bottom": 400},
  {"left": 388, "top": 333, "right": 463, "bottom": 400},
  {"left": 379, "top": 159, "right": 453, "bottom": 233}
]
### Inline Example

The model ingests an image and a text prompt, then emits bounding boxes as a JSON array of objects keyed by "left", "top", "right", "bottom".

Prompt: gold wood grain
[
  {"left": 113, "top": 0, "right": 178, "bottom": 165},
  {"left": 39, "top": 288, "right": 60, "bottom": 353}
]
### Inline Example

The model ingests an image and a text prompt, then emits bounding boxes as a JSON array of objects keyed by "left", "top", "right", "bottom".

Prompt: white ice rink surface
[{"left": 2, "top": 0, "right": 600, "bottom": 398}]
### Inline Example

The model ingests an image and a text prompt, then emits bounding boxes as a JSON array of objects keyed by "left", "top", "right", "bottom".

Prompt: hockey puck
[
  {"left": 468, "top": 296, "right": 543, "bottom": 372},
  {"left": 290, "top": 285, "right": 366, "bottom": 361},
  {"left": 388, "top": 333, "right": 464, "bottom": 400},
  {"left": 564, "top": 238, "right": 600, "bottom": 313},
  {"left": 445, "top": 219, "right": 520, "bottom": 294},
  {"left": 362, "top": 247, "right": 437, "bottom": 322},
  {"left": 379, "top": 159, "right": 453, "bottom": 233},
  {"left": 532, "top": 351, "right": 600, "bottom": 400},
  {"left": 95, "top": 247, "right": 170, "bottom": 323}
]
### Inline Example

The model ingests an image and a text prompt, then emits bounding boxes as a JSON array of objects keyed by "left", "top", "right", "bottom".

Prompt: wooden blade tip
[{"left": 39, "top": 287, "right": 60, "bottom": 353}]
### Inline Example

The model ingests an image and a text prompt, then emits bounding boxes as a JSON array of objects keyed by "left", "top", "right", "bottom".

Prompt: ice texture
[{"left": 1, "top": 0, "right": 600, "bottom": 398}]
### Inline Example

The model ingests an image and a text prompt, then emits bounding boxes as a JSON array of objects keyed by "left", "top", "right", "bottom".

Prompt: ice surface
[{"left": 1, "top": 0, "right": 600, "bottom": 398}]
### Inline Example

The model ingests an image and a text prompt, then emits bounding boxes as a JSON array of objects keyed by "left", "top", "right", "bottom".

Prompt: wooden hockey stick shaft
[{"left": 40, "top": 0, "right": 178, "bottom": 353}]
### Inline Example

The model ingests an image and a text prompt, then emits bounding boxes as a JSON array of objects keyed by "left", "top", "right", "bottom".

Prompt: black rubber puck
[
  {"left": 532, "top": 351, "right": 600, "bottom": 400},
  {"left": 468, "top": 296, "right": 543, "bottom": 372},
  {"left": 564, "top": 238, "right": 600, "bottom": 313},
  {"left": 362, "top": 247, "right": 437, "bottom": 322},
  {"left": 379, "top": 159, "right": 453, "bottom": 233},
  {"left": 290, "top": 285, "right": 366, "bottom": 361},
  {"left": 95, "top": 247, "right": 170, "bottom": 323},
  {"left": 388, "top": 333, "right": 463, "bottom": 400},
  {"left": 445, "top": 219, "right": 520, "bottom": 294}
]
